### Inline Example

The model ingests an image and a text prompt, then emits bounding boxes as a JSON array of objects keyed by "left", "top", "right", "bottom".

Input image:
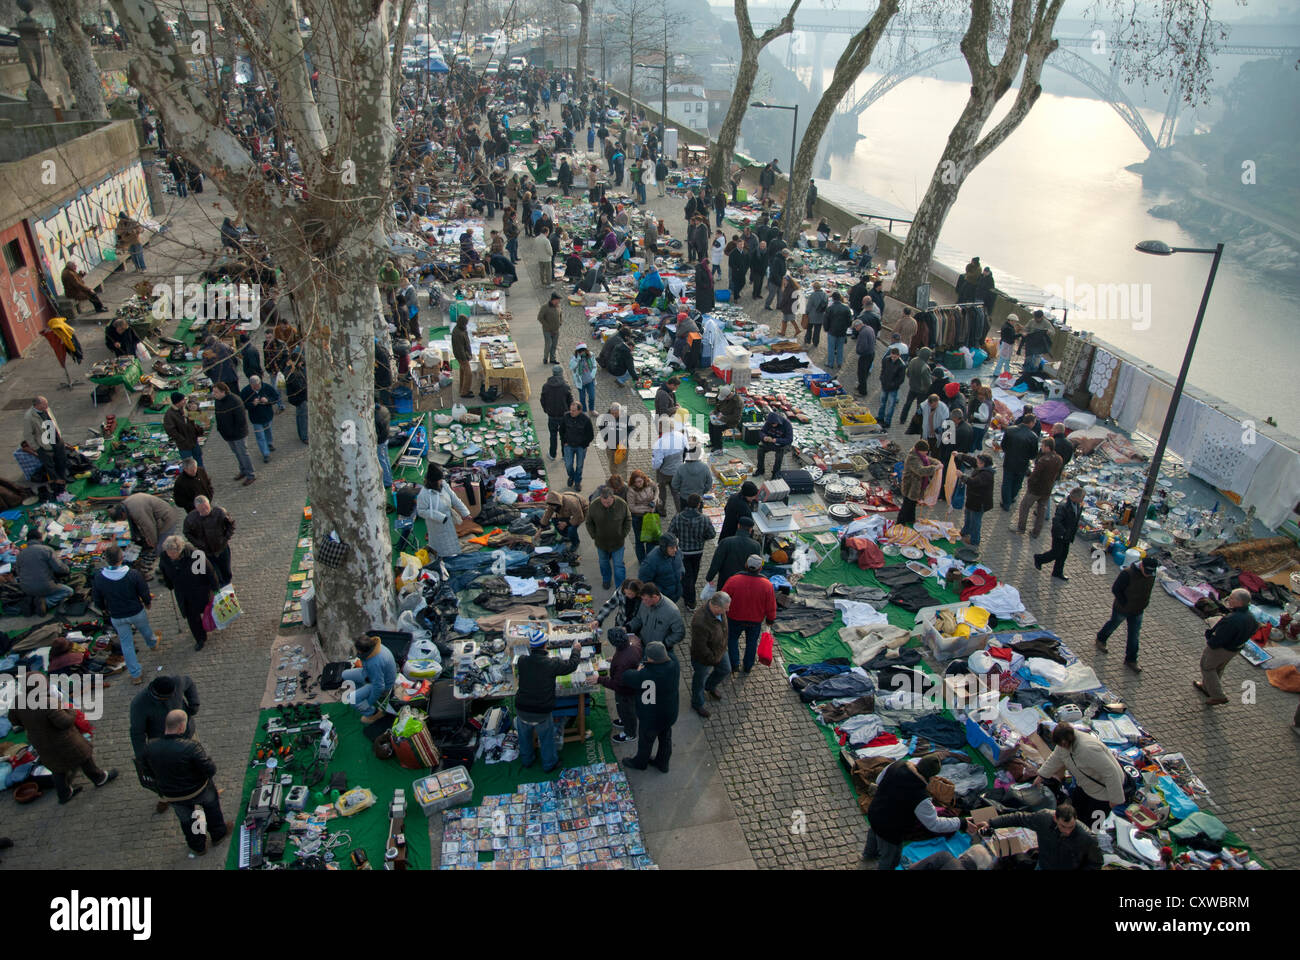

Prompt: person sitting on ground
[
  {"left": 341, "top": 635, "right": 397, "bottom": 725},
  {"left": 864, "top": 754, "right": 964, "bottom": 869}
]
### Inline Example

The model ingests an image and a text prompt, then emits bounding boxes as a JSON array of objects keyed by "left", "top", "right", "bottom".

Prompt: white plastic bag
[
  {"left": 451, "top": 402, "right": 468, "bottom": 421},
  {"left": 699, "top": 582, "right": 717, "bottom": 604}
]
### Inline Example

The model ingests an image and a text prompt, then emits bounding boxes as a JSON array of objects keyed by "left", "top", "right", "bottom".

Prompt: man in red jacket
[{"left": 721, "top": 554, "right": 777, "bottom": 674}]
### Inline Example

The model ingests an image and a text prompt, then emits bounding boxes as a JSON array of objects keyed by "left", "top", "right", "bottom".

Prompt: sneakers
[
  {"left": 58, "top": 787, "right": 83, "bottom": 805},
  {"left": 611, "top": 717, "right": 624, "bottom": 728},
  {"left": 612, "top": 732, "right": 636, "bottom": 743},
  {"left": 93, "top": 769, "right": 119, "bottom": 788}
]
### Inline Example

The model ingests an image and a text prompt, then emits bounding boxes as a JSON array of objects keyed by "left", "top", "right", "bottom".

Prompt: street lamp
[
  {"left": 751, "top": 101, "right": 798, "bottom": 229},
  {"left": 636, "top": 61, "right": 668, "bottom": 128},
  {"left": 1127, "top": 239, "right": 1225, "bottom": 549}
]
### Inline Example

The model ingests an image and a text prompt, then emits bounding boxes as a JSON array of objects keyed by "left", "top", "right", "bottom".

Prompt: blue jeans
[
  {"left": 636, "top": 182, "right": 647, "bottom": 204},
  {"left": 961, "top": 508, "right": 985, "bottom": 546},
  {"left": 252, "top": 423, "right": 273, "bottom": 459},
  {"left": 177, "top": 445, "right": 205, "bottom": 469},
  {"left": 992, "top": 353, "right": 1012, "bottom": 377},
  {"left": 578, "top": 381, "right": 595, "bottom": 413},
  {"left": 614, "top": 372, "right": 633, "bottom": 386},
  {"left": 554, "top": 521, "right": 580, "bottom": 549},
  {"left": 691, "top": 656, "right": 731, "bottom": 709},
  {"left": 715, "top": 209, "right": 724, "bottom": 228},
  {"left": 294, "top": 404, "right": 308, "bottom": 442},
  {"left": 826, "top": 334, "right": 845, "bottom": 369},
  {"left": 516, "top": 714, "right": 560, "bottom": 770},
  {"left": 507, "top": 237, "right": 518, "bottom": 262},
  {"left": 43, "top": 584, "right": 75, "bottom": 607},
  {"left": 597, "top": 545, "right": 626, "bottom": 586},
  {"left": 340, "top": 666, "right": 386, "bottom": 716},
  {"left": 727, "top": 619, "right": 763, "bottom": 673},
  {"left": 876, "top": 389, "right": 899, "bottom": 427},
  {"left": 562, "top": 445, "right": 587, "bottom": 486},
  {"left": 111, "top": 608, "right": 156, "bottom": 680},
  {"left": 1097, "top": 608, "right": 1143, "bottom": 662},
  {"left": 377, "top": 442, "right": 393, "bottom": 488},
  {"left": 129, "top": 243, "right": 145, "bottom": 271}
]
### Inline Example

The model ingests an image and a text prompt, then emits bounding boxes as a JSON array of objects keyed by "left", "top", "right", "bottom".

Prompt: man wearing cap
[
  {"left": 598, "top": 628, "right": 644, "bottom": 744},
  {"left": 537, "top": 291, "right": 563, "bottom": 366},
  {"left": 853, "top": 318, "right": 877, "bottom": 398},
  {"left": 586, "top": 484, "right": 632, "bottom": 590},
  {"left": 164, "top": 392, "right": 205, "bottom": 468},
  {"left": 1033, "top": 487, "right": 1084, "bottom": 581},
  {"left": 540, "top": 364, "right": 573, "bottom": 460},
  {"left": 1096, "top": 555, "right": 1157, "bottom": 672},
  {"left": 719, "top": 482, "right": 759, "bottom": 540},
  {"left": 668, "top": 493, "right": 717, "bottom": 610},
  {"left": 626, "top": 581, "right": 685, "bottom": 659},
  {"left": 651, "top": 421, "right": 688, "bottom": 514},
  {"left": 620, "top": 640, "right": 680, "bottom": 773},
  {"left": 710, "top": 384, "right": 742, "bottom": 452},
  {"left": 863, "top": 754, "right": 965, "bottom": 869},
  {"left": 130, "top": 675, "right": 200, "bottom": 813},
  {"left": 515, "top": 633, "right": 583, "bottom": 772},
  {"left": 689, "top": 591, "right": 732, "bottom": 716},
  {"left": 721, "top": 555, "right": 777, "bottom": 674}
]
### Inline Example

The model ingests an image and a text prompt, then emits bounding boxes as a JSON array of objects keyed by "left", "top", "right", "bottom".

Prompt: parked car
[
  {"left": 506, "top": 56, "right": 527, "bottom": 74},
  {"left": 484, "top": 60, "right": 500, "bottom": 77}
]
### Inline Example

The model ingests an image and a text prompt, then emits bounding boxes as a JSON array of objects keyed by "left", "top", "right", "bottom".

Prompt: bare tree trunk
[
  {"left": 111, "top": 0, "right": 400, "bottom": 657},
  {"left": 708, "top": 0, "right": 802, "bottom": 192},
  {"left": 301, "top": 275, "right": 398, "bottom": 649},
  {"left": 563, "top": 0, "right": 589, "bottom": 89},
  {"left": 893, "top": 0, "right": 1064, "bottom": 301},
  {"left": 47, "top": 0, "right": 110, "bottom": 122},
  {"left": 783, "top": 0, "right": 899, "bottom": 244}
]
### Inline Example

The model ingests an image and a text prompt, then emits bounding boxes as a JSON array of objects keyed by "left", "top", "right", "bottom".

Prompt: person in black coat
[
  {"left": 727, "top": 237, "right": 749, "bottom": 301},
  {"left": 210, "top": 382, "right": 256, "bottom": 484},
  {"left": 158, "top": 536, "right": 220, "bottom": 649},
  {"left": 560, "top": 402, "right": 595, "bottom": 490},
  {"left": 999, "top": 418, "right": 1039, "bottom": 511},
  {"left": 621, "top": 641, "right": 680, "bottom": 773},
  {"left": 139, "top": 710, "right": 227, "bottom": 855},
  {"left": 105, "top": 318, "right": 141, "bottom": 358},
  {"left": 955, "top": 454, "right": 995, "bottom": 548},
  {"left": 1051, "top": 423, "right": 1074, "bottom": 466},
  {"left": 694, "top": 260, "right": 715, "bottom": 314},
  {"left": 719, "top": 482, "right": 759, "bottom": 540},
  {"left": 1033, "top": 487, "right": 1084, "bottom": 580},
  {"left": 750, "top": 241, "right": 768, "bottom": 300}
]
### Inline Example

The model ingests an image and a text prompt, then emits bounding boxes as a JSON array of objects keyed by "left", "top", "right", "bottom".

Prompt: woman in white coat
[{"left": 416, "top": 464, "right": 470, "bottom": 558}]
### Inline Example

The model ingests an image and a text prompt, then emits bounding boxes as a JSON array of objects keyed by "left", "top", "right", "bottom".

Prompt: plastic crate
[
  {"left": 839, "top": 407, "right": 877, "bottom": 434},
  {"left": 412, "top": 765, "right": 474, "bottom": 814},
  {"left": 715, "top": 289, "right": 731, "bottom": 303}
]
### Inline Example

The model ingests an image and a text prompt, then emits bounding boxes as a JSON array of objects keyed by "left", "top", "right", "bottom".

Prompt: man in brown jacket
[
  {"left": 60, "top": 260, "right": 105, "bottom": 313},
  {"left": 112, "top": 492, "right": 178, "bottom": 553},
  {"left": 163, "top": 392, "right": 205, "bottom": 468},
  {"left": 1016, "top": 439, "right": 1064, "bottom": 538},
  {"left": 451, "top": 315, "right": 474, "bottom": 398},
  {"left": 537, "top": 292, "right": 562, "bottom": 365},
  {"left": 10, "top": 675, "right": 118, "bottom": 803},
  {"left": 689, "top": 592, "right": 732, "bottom": 717},
  {"left": 539, "top": 489, "right": 586, "bottom": 550}
]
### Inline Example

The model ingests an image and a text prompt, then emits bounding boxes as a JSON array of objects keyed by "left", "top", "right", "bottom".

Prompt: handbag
[
  {"left": 905, "top": 412, "right": 922, "bottom": 435},
  {"left": 201, "top": 599, "right": 217, "bottom": 633},
  {"left": 613, "top": 444, "right": 628, "bottom": 465},
  {"left": 133, "top": 756, "right": 161, "bottom": 796},
  {"left": 757, "top": 630, "right": 775, "bottom": 666},
  {"left": 318, "top": 537, "right": 351, "bottom": 569},
  {"left": 951, "top": 477, "right": 967, "bottom": 511},
  {"left": 639, "top": 512, "right": 661, "bottom": 543}
]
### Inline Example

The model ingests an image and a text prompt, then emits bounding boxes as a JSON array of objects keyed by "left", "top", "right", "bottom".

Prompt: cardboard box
[{"left": 968, "top": 807, "right": 1039, "bottom": 857}]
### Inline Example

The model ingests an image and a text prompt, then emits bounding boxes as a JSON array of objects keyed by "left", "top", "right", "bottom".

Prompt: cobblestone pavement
[
  {"left": 2, "top": 190, "right": 312, "bottom": 869},
  {"left": 4, "top": 146, "right": 1296, "bottom": 870},
  {"left": 536, "top": 148, "right": 1300, "bottom": 870}
]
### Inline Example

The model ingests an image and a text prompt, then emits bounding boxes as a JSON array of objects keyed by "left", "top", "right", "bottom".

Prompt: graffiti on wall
[
  {"left": 99, "top": 70, "right": 134, "bottom": 102},
  {"left": 31, "top": 162, "right": 151, "bottom": 282}
]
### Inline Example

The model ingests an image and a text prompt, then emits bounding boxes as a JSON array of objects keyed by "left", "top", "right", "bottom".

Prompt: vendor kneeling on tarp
[
  {"left": 343, "top": 636, "right": 397, "bottom": 725},
  {"left": 863, "top": 754, "right": 965, "bottom": 869},
  {"left": 634, "top": 259, "right": 665, "bottom": 307},
  {"left": 515, "top": 632, "right": 583, "bottom": 774}
]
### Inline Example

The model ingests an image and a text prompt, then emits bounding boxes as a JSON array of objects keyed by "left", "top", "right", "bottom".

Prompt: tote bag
[{"left": 639, "top": 512, "right": 662, "bottom": 543}]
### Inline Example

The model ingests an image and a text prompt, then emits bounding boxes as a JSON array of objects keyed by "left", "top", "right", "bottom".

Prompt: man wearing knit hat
[
  {"left": 129, "top": 675, "right": 200, "bottom": 813},
  {"left": 515, "top": 632, "right": 583, "bottom": 773},
  {"left": 864, "top": 754, "right": 965, "bottom": 869},
  {"left": 620, "top": 640, "right": 680, "bottom": 773},
  {"left": 720, "top": 482, "right": 759, "bottom": 540}
]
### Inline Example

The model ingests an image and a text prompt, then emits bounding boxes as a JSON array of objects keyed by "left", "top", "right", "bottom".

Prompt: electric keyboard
[{"left": 238, "top": 819, "right": 265, "bottom": 869}]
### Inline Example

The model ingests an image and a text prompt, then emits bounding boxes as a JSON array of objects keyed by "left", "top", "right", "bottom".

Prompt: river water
[{"left": 820, "top": 70, "right": 1300, "bottom": 434}]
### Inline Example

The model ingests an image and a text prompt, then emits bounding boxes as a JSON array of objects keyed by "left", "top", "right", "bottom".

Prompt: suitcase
[
  {"left": 743, "top": 424, "right": 762, "bottom": 445},
  {"left": 779, "top": 469, "right": 814, "bottom": 494}
]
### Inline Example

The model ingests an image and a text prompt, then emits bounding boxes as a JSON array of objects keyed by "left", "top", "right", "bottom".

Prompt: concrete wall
[
  {"left": 0, "top": 119, "right": 111, "bottom": 163},
  {"left": 0, "top": 118, "right": 142, "bottom": 230}
]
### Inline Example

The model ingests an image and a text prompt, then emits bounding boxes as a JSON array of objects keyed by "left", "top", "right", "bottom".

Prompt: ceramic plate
[{"left": 900, "top": 546, "right": 923, "bottom": 560}]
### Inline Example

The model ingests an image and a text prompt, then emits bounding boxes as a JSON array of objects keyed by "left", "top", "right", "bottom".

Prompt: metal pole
[
  {"left": 1127, "top": 242, "right": 1224, "bottom": 548},
  {"left": 786, "top": 104, "right": 797, "bottom": 229},
  {"left": 660, "top": 63, "right": 667, "bottom": 128}
]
